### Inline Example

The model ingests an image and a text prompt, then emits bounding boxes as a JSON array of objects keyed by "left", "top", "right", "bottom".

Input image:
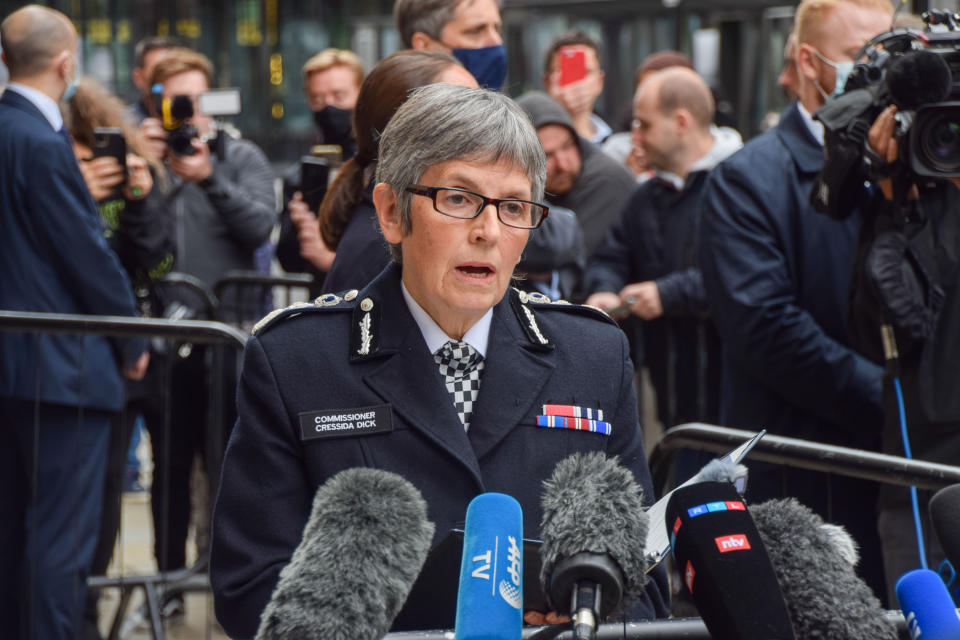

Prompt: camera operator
[
  {"left": 845, "top": 102, "right": 960, "bottom": 601},
  {"left": 137, "top": 47, "right": 276, "bottom": 623},
  {"left": 806, "top": 13, "right": 960, "bottom": 599}
]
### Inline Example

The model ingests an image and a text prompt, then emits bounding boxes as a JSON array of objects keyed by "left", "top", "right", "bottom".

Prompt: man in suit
[
  {"left": 0, "top": 6, "right": 148, "bottom": 639},
  {"left": 698, "top": 0, "right": 892, "bottom": 600},
  {"left": 211, "top": 84, "right": 670, "bottom": 637}
]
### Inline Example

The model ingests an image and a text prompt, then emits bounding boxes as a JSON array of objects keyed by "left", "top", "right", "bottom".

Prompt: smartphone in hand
[
  {"left": 92, "top": 127, "right": 127, "bottom": 200},
  {"left": 92, "top": 127, "right": 127, "bottom": 168},
  {"left": 300, "top": 156, "right": 330, "bottom": 213},
  {"left": 557, "top": 46, "right": 587, "bottom": 86}
]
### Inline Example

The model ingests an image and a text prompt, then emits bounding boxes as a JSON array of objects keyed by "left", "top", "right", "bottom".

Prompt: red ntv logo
[{"left": 715, "top": 534, "right": 751, "bottom": 553}]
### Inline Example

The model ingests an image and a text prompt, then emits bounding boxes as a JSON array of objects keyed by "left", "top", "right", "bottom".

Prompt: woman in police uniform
[{"left": 211, "top": 84, "right": 669, "bottom": 637}]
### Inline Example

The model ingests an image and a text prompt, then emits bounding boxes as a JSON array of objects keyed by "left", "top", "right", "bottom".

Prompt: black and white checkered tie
[{"left": 434, "top": 340, "right": 485, "bottom": 431}]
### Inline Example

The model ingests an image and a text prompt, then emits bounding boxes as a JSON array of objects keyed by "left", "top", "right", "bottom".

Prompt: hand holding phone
[{"left": 79, "top": 128, "right": 128, "bottom": 202}]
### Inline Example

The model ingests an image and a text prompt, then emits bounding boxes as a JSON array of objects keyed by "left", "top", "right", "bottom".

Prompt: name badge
[{"left": 298, "top": 404, "right": 393, "bottom": 441}]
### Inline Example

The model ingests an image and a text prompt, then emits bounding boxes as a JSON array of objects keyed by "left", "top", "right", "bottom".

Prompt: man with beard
[{"left": 516, "top": 90, "right": 636, "bottom": 261}]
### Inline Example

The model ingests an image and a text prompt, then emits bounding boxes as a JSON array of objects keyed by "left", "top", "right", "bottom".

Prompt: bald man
[
  {"left": 584, "top": 68, "right": 741, "bottom": 427},
  {"left": 699, "top": 0, "right": 892, "bottom": 600},
  {"left": 0, "top": 6, "right": 146, "bottom": 639}
]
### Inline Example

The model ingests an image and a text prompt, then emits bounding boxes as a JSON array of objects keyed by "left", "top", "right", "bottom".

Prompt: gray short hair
[
  {"left": 375, "top": 83, "right": 546, "bottom": 262},
  {"left": 394, "top": 0, "right": 461, "bottom": 48}
]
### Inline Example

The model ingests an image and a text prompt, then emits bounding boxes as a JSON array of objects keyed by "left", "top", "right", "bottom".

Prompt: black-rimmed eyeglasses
[{"left": 406, "top": 185, "right": 549, "bottom": 229}]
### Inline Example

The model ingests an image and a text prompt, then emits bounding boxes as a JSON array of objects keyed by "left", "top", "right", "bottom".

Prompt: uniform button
[{"left": 360, "top": 298, "right": 374, "bottom": 312}]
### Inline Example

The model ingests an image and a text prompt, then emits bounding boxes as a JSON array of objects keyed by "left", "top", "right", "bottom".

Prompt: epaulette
[
  {"left": 251, "top": 289, "right": 359, "bottom": 336},
  {"left": 510, "top": 287, "right": 617, "bottom": 328}
]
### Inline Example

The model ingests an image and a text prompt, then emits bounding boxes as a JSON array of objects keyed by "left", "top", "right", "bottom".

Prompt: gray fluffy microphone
[
  {"left": 750, "top": 498, "right": 896, "bottom": 640},
  {"left": 255, "top": 468, "right": 435, "bottom": 640},
  {"left": 540, "top": 452, "right": 649, "bottom": 640}
]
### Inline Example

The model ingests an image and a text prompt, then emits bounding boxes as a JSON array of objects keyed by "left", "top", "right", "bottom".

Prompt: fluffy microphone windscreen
[
  {"left": 666, "top": 481, "right": 795, "bottom": 640},
  {"left": 750, "top": 498, "right": 897, "bottom": 640},
  {"left": 539, "top": 452, "right": 649, "bottom": 609},
  {"left": 454, "top": 493, "right": 524, "bottom": 640},
  {"left": 255, "top": 468, "right": 435, "bottom": 640},
  {"left": 897, "top": 569, "right": 960, "bottom": 640},
  {"left": 694, "top": 458, "right": 748, "bottom": 484},
  {"left": 930, "top": 484, "right": 960, "bottom": 569},
  {"left": 886, "top": 50, "right": 952, "bottom": 111}
]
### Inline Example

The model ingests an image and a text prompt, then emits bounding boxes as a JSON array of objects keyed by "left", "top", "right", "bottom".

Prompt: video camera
[
  {"left": 151, "top": 87, "right": 241, "bottom": 159},
  {"left": 812, "top": 10, "right": 960, "bottom": 219}
]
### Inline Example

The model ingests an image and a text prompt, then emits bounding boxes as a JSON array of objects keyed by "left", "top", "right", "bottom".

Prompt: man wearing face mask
[
  {"left": 396, "top": 0, "right": 507, "bottom": 90},
  {"left": 276, "top": 49, "right": 364, "bottom": 295},
  {"left": 303, "top": 48, "right": 363, "bottom": 159},
  {"left": 0, "top": 6, "right": 148, "bottom": 640},
  {"left": 699, "top": 0, "right": 893, "bottom": 600}
]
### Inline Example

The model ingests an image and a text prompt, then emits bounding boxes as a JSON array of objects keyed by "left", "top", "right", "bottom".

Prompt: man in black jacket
[
  {"left": 698, "top": 0, "right": 893, "bottom": 600},
  {"left": 138, "top": 48, "right": 276, "bottom": 621},
  {"left": 584, "top": 68, "right": 740, "bottom": 427},
  {"left": 847, "top": 102, "right": 960, "bottom": 603}
]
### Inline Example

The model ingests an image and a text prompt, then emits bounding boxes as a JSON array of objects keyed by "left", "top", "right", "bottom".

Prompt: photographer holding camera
[
  {"left": 812, "top": 18, "right": 960, "bottom": 598},
  {"left": 137, "top": 47, "right": 276, "bottom": 623}
]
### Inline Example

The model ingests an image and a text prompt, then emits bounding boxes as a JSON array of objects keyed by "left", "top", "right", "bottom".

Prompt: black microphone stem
[{"left": 571, "top": 581, "right": 599, "bottom": 640}]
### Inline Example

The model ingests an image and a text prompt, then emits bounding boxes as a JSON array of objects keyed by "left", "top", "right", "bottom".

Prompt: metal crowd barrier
[
  {"left": 0, "top": 310, "right": 247, "bottom": 640},
  {"left": 384, "top": 610, "right": 916, "bottom": 639},
  {"left": 648, "top": 422, "right": 960, "bottom": 495},
  {"left": 212, "top": 270, "right": 315, "bottom": 330},
  {"left": 212, "top": 270, "right": 314, "bottom": 305}
]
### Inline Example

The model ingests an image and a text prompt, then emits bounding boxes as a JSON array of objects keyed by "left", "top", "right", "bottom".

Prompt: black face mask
[{"left": 314, "top": 105, "right": 354, "bottom": 147}]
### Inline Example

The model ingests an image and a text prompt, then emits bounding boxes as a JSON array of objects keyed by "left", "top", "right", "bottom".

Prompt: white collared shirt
[
  {"left": 401, "top": 282, "right": 492, "bottom": 358},
  {"left": 797, "top": 101, "right": 825, "bottom": 148},
  {"left": 6, "top": 82, "right": 64, "bottom": 131}
]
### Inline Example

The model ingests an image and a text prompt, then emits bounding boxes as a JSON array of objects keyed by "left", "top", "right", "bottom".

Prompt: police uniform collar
[
  {"left": 349, "top": 264, "right": 557, "bottom": 361},
  {"left": 508, "top": 287, "right": 555, "bottom": 352},
  {"left": 400, "top": 282, "right": 491, "bottom": 357}
]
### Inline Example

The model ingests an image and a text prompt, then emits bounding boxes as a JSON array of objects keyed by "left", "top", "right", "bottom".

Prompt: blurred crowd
[{"left": 3, "top": 0, "right": 959, "bottom": 638}]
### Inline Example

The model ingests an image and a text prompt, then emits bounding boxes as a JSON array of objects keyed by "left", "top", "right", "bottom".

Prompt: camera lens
[
  {"left": 168, "top": 125, "right": 199, "bottom": 156},
  {"left": 919, "top": 112, "right": 960, "bottom": 172}
]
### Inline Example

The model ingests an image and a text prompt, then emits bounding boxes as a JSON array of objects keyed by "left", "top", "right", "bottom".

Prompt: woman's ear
[{"left": 373, "top": 182, "right": 403, "bottom": 244}]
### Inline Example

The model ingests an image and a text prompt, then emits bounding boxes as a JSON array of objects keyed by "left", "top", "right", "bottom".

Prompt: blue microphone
[
  {"left": 454, "top": 493, "right": 523, "bottom": 640},
  {"left": 896, "top": 569, "right": 960, "bottom": 639}
]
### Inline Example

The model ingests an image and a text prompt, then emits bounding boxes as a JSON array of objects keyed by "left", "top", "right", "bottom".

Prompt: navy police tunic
[{"left": 211, "top": 264, "right": 670, "bottom": 636}]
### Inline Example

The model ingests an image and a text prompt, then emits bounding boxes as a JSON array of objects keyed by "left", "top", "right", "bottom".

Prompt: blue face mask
[
  {"left": 451, "top": 44, "right": 507, "bottom": 90},
  {"left": 61, "top": 55, "right": 79, "bottom": 102},
  {"left": 812, "top": 48, "right": 854, "bottom": 98}
]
